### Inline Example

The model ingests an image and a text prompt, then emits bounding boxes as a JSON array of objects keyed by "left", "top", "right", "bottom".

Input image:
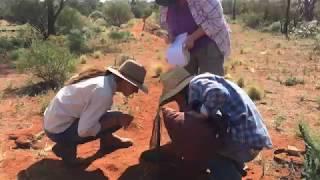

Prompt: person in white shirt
[{"left": 44, "top": 60, "right": 148, "bottom": 165}]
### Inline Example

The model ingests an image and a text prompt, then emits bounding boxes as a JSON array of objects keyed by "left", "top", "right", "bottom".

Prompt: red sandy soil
[{"left": 0, "top": 20, "right": 319, "bottom": 180}]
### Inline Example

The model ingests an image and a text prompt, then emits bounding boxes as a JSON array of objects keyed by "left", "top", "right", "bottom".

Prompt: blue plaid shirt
[{"left": 188, "top": 73, "right": 272, "bottom": 149}]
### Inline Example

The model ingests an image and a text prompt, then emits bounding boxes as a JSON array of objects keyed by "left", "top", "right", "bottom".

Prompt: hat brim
[
  {"left": 159, "top": 76, "right": 194, "bottom": 106},
  {"left": 107, "top": 67, "right": 148, "bottom": 94}
]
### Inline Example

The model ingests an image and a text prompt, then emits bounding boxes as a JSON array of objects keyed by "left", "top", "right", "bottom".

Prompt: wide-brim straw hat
[
  {"left": 159, "top": 67, "right": 194, "bottom": 105},
  {"left": 107, "top": 60, "right": 148, "bottom": 93}
]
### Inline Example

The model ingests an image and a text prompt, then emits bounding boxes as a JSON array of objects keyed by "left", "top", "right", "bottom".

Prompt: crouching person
[
  {"left": 44, "top": 60, "right": 148, "bottom": 166},
  {"left": 159, "top": 67, "right": 272, "bottom": 180}
]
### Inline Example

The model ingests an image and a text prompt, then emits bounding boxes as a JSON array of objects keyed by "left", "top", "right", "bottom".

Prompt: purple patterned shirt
[
  {"left": 167, "top": 2, "right": 212, "bottom": 52},
  {"left": 160, "top": 0, "right": 231, "bottom": 58}
]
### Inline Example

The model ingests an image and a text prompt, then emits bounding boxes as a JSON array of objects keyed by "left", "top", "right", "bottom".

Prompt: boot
[
  {"left": 52, "top": 143, "right": 80, "bottom": 166},
  {"left": 99, "top": 134, "right": 133, "bottom": 153}
]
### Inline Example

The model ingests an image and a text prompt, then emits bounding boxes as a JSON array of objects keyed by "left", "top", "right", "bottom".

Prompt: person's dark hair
[{"left": 65, "top": 68, "right": 111, "bottom": 85}]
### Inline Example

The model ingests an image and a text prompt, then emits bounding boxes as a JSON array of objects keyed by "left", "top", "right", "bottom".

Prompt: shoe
[
  {"left": 99, "top": 134, "right": 133, "bottom": 153},
  {"left": 52, "top": 143, "right": 79, "bottom": 166}
]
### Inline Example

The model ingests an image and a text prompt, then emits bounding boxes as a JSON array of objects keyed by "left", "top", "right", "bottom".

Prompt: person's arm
[
  {"left": 189, "top": 78, "right": 230, "bottom": 118},
  {"left": 99, "top": 111, "right": 133, "bottom": 130},
  {"left": 184, "top": 27, "right": 206, "bottom": 50}
]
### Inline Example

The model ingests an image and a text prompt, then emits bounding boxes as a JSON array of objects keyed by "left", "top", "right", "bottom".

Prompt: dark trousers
[{"left": 45, "top": 120, "right": 121, "bottom": 145}]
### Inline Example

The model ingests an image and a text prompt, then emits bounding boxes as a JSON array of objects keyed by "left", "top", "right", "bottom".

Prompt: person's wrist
[{"left": 188, "top": 33, "right": 196, "bottom": 41}]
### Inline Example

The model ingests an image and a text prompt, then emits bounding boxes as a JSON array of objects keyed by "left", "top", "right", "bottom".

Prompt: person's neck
[{"left": 114, "top": 76, "right": 122, "bottom": 93}]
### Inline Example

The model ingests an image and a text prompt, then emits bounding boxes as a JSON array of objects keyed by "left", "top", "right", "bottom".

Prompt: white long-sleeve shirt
[{"left": 44, "top": 75, "right": 116, "bottom": 137}]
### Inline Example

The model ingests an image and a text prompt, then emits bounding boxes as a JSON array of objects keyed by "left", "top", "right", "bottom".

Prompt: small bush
[
  {"left": 93, "top": 51, "right": 102, "bottom": 59},
  {"left": 67, "top": 29, "right": 90, "bottom": 54},
  {"left": 299, "top": 123, "right": 320, "bottom": 180},
  {"left": 237, "top": 78, "right": 245, "bottom": 88},
  {"left": 0, "top": 37, "right": 16, "bottom": 53},
  {"left": 263, "top": 21, "right": 282, "bottom": 33},
  {"left": 274, "top": 115, "right": 286, "bottom": 131},
  {"left": 103, "top": 0, "right": 133, "bottom": 27},
  {"left": 94, "top": 18, "right": 108, "bottom": 27},
  {"left": 108, "top": 30, "right": 133, "bottom": 42},
  {"left": 284, "top": 76, "right": 305, "bottom": 86},
  {"left": 153, "top": 64, "right": 163, "bottom": 77},
  {"left": 115, "top": 54, "right": 132, "bottom": 67},
  {"left": 16, "top": 41, "right": 76, "bottom": 88},
  {"left": 247, "top": 86, "right": 263, "bottom": 101},
  {"left": 39, "top": 95, "right": 51, "bottom": 115},
  {"left": 79, "top": 55, "right": 87, "bottom": 64},
  {"left": 316, "top": 96, "right": 320, "bottom": 109},
  {"left": 56, "top": 7, "right": 85, "bottom": 34},
  {"left": 314, "top": 35, "right": 320, "bottom": 55},
  {"left": 131, "top": 1, "right": 153, "bottom": 19},
  {"left": 242, "top": 13, "right": 263, "bottom": 28},
  {"left": 8, "top": 48, "right": 26, "bottom": 61},
  {"left": 47, "top": 35, "right": 68, "bottom": 47}
]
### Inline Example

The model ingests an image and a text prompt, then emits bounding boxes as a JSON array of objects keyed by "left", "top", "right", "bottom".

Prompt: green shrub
[
  {"left": 263, "top": 21, "right": 282, "bottom": 33},
  {"left": 108, "top": 30, "right": 133, "bottom": 42},
  {"left": 274, "top": 115, "right": 286, "bottom": 131},
  {"left": 56, "top": 7, "right": 85, "bottom": 34},
  {"left": 16, "top": 41, "right": 76, "bottom": 87},
  {"left": 94, "top": 18, "right": 108, "bottom": 27},
  {"left": 67, "top": 29, "right": 90, "bottom": 54},
  {"left": 284, "top": 76, "right": 305, "bottom": 86},
  {"left": 131, "top": 1, "right": 153, "bottom": 19},
  {"left": 103, "top": 0, "right": 133, "bottom": 26},
  {"left": 0, "top": 37, "right": 14, "bottom": 52},
  {"left": 153, "top": 64, "right": 163, "bottom": 77},
  {"left": 115, "top": 54, "right": 132, "bottom": 67},
  {"left": 48, "top": 35, "right": 68, "bottom": 47},
  {"left": 242, "top": 13, "right": 264, "bottom": 28},
  {"left": 314, "top": 35, "right": 320, "bottom": 55},
  {"left": 299, "top": 123, "right": 320, "bottom": 180},
  {"left": 79, "top": 55, "right": 87, "bottom": 64},
  {"left": 316, "top": 96, "right": 320, "bottom": 109},
  {"left": 247, "top": 86, "right": 263, "bottom": 101},
  {"left": 17, "top": 23, "right": 42, "bottom": 46},
  {"left": 39, "top": 95, "right": 51, "bottom": 115},
  {"left": 237, "top": 78, "right": 245, "bottom": 88},
  {"left": 9, "top": 48, "right": 26, "bottom": 61},
  {"left": 93, "top": 50, "right": 102, "bottom": 59}
]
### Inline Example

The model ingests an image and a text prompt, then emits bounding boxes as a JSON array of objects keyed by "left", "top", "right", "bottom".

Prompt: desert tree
[{"left": 8, "top": 0, "right": 66, "bottom": 38}]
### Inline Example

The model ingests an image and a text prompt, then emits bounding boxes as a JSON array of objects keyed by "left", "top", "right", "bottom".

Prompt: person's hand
[
  {"left": 118, "top": 113, "right": 134, "bottom": 129},
  {"left": 165, "top": 33, "right": 175, "bottom": 44},
  {"left": 184, "top": 35, "right": 195, "bottom": 50}
]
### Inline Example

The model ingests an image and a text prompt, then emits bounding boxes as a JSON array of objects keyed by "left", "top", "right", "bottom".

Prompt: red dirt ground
[{"left": 0, "top": 20, "right": 319, "bottom": 180}]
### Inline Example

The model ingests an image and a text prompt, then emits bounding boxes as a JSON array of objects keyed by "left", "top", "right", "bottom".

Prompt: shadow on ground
[
  {"left": 119, "top": 145, "right": 210, "bottom": 180},
  {"left": 17, "top": 159, "right": 108, "bottom": 180}
]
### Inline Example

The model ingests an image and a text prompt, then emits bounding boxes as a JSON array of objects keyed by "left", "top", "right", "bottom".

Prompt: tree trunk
[
  {"left": 142, "top": 18, "right": 146, "bottom": 31},
  {"left": 304, "top": 0, "right": 317, "bottom": 21},
  {"left": 47, "top": 0, "right": 55, "bottom": 37},
  {"left": 284, "top": 0, "right": 291, "bottom": 39},
  {"left": 46, "top": 0, "right": 65, "bottom": 38},
  {"left": 232, "top": 0, "right": 236, "bottom": 20}
]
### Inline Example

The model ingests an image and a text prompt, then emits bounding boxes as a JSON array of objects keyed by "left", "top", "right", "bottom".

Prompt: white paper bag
[{"left": 166, "top": 33, "right": 190, "bottom": 67}]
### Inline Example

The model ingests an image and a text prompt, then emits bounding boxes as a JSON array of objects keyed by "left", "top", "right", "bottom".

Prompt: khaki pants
[{"left": 185, "top": 41, "right": 224, "bottom": 76}]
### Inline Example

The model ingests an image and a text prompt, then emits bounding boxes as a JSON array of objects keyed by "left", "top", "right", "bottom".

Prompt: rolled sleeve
[
  {"left": 78, "top": 88, "right": 112, "bottom": 137},
  {"left": 189, "top": 77, "right": 230, "bottom": 117}
]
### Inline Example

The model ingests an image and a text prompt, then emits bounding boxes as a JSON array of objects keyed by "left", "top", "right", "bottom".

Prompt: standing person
[
  {"left": 44, "top": 60, "right": 148, "bottom": 165},
  {"left": 157, "top": 67, "right": 272, "bottom": 179},
  {"left": 156, "top": 0, "right": 231, "bottom": 75}
]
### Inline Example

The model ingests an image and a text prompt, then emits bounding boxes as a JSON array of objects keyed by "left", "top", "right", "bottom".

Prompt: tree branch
[{"left": 54, "top": 0, "right": 65, "bottom": 19}]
